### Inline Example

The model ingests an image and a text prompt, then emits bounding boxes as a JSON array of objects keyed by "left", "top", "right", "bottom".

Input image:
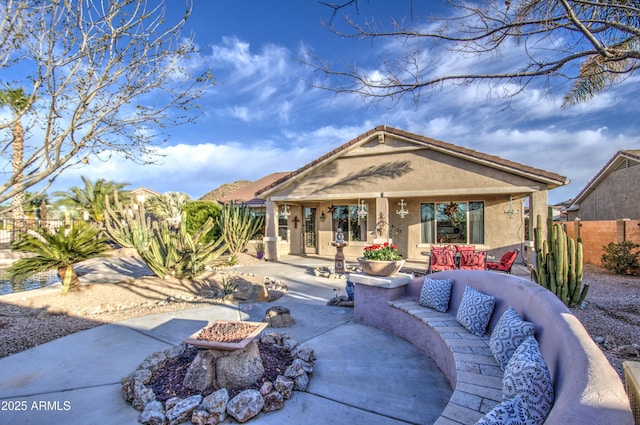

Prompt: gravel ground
[
  {"left": 572, "top": 265, "right": 640, "bottom": 379},
  {"left": 0, "top": 253, "right": 277, "bottom": 359},
  {"left": 0, "top": 259, "right": 638, "bottom": 381}
]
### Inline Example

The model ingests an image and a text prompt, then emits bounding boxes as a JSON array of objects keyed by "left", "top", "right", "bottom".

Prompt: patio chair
[
  {"left": 459, "top": 249, "right": 487, "bottom": 270},
  {"left": 428, "top": 245, "right": 456, "bottom": 273},
  {"left": 486, "top": 249, "right": 519, "bottom": 274}
]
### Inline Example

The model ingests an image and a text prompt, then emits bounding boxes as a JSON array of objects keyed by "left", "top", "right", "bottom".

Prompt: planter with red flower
[{"left": 358, "top": 242, "right": 405, "bottom": 276}]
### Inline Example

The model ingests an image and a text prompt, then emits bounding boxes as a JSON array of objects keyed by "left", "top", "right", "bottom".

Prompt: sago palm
[{"left": 8, "top": 222, "right": 109, "bottom": 294}]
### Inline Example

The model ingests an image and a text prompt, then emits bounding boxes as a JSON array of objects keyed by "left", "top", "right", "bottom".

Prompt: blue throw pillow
[
  {"left": 489, "top": 307, "right": 535, "bottom": 370},
  {"left": 503, "top": 336, "right": 554, "bottom": 424},
  {"left": 456, "top": 285, "right": 495, "bottom": 336},
  {"left": 419, "top": 277, "right": 454, "bottom": 312}
]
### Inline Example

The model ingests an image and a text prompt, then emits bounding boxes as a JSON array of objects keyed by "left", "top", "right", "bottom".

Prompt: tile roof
[
  {"left": 218, "top": 172, "right": 291, "bottom": 205},
  {"left": 257, "top": 125, "right": 568, "bottom": 197}
]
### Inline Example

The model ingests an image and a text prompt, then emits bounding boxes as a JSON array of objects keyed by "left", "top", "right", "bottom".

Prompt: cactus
[
  {"left": 532, "top": 207, "right": 589, "bottom": 307},
  {"left": 104, "top": 191, "right": 225, "bottom": 279},
  {"left": 217, "top": 201, "right": 264, "bottom": 257}
]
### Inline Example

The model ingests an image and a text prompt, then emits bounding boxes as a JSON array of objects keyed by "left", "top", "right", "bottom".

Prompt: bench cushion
[
  {"left": 419, "top": 277, "right": 454, "bottom": 312},
  {"left": 503, "top": 336, "right": 554, "bottom": 424},
  {"left": 489, "top": 307, "right": 536, "bottom": 370},
  {"left": 456, "top": 285, "right": 495, "bottom": 336}
]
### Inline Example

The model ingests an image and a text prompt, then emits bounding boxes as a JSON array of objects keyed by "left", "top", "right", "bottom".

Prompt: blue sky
[{"left": 39, "top": 1, "right": 640, "bottom": 204}]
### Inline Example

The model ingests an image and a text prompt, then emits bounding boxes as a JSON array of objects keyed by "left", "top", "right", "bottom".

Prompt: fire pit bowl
[{"left": 184, "top": 320, "right": 268, "bottom": 350}]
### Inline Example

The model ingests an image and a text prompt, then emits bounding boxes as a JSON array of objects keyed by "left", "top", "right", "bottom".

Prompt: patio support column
[
  {"left": 375, "top": 196, "right": 389, "bottom": 241},
  {"left": 528, "top": 190, "right": 548, "bottom": 265},
  {"left": 264, "top": 200, "right": 278, "bottom": 260}
]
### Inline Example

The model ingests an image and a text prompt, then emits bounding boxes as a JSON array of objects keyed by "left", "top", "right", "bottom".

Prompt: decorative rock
[
  {"left": 263, "top": 306, "right": 296, "bottom": 328},
  {"left": 216, "top": 342, "right": 265, "bottom": 388},
  {"left": 165, "top": 395, "right": 202, "bottom": 425},
  {"left": 260, "top": 332, "right": 280, "bottom": 345},
  {"left": 326, "top": 295, "right": 354, "bottom": 307},
  {"left": 139, "top": 400, "right": 165, "bottom": 425},
  {"left": 264, "top": 306, "right": 296, "bottom": 328},
  {"left": 259, "top": 381, "right": 274, "bottom": 396},
  {"left": 282, "top": 336, "right": 298, "bottom": 351},
  {"left": 191, "top": 408, "right": 217, "bottom": 425},
  {"left": 201, "top": 388, "right": 229, "bottom": 423},
  {"left": 291, "top": 358, "right": 314, "bottom": 373},
  {"left": 138, "top": 351, "right": 167, "bottom": 370},
  {"left": 121, "top": 369, "right": 156, "bottom": 411},
  {"left": 165, "top": 397, "right": 180, "bottom": 411},
  {"left": 262, "top": 391, "right": 285, "bottom": 413},
  {"left": 293, "top": 373, "right": 310, "bottom": 391},
  {"left": 292, "top": 345, "right": 316, "bottom": 363},
  {"left": 274, "top": 375, "right": 294, "bottom": 399},
  {"left": 226, "top": 389, "right": 265, "bottom": 423},
  {"left": 164, "top": 343, "right": 186, "bottom": 359},
  {"left": 183, "top": 350, "right": 216, "bottom": 392},
  {"left": 284, "top": 361, "right": 307, "bottom": 378}
]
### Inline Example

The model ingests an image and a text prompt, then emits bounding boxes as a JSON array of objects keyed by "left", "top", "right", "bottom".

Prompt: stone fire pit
[{"left": 121, "top": 331, "right": 316, "bottom": 425}]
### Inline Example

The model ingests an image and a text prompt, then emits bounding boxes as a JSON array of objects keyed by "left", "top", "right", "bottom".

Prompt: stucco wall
[{"left": 568, "top": 163, "right": 640, "bottom": 220}]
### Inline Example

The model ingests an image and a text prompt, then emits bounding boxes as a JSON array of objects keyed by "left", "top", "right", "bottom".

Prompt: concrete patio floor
[{"left": 0, "top": 255, "right": 478, "bottom": 425}]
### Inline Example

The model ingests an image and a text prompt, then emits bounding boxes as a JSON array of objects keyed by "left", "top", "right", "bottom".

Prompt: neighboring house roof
[
  {"left": 257, "top": 125, "right": 568, "bottom": 198},
  {"left": 216, "top": 172, "right": 291, "bottom": 206},
  {"left": 568, "top": 150, "right": 640, "bottom": 210},
  {"left": 129, "top": 186, "right": 161, "bottom": 200}
]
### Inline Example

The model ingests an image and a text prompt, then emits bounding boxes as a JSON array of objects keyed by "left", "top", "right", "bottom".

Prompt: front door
[{"left": 303, "top": 207, "right": 317, "bottom": 254}]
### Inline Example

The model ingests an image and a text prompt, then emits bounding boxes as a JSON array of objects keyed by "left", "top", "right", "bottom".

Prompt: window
[
  {"left": 278, "top": 217, "right": 288, "bottom": 241},
  {"left": 421, "top": 202, "right": 484, "bottom": 244},
  {"left": 332, "top": 204, "right": 367, "bottom": 241}
]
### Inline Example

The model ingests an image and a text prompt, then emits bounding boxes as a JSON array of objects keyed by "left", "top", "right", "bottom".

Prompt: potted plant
[
  {"left": 358, "top": 242, "right": 405, "bottom": 276},
  {"left": 254, "top": 240, "right": 265, "bottom": 260}
]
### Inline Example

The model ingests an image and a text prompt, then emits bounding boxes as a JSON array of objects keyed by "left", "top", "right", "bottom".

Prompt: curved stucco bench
[{"left": 351, "top": 269, "right": 633, "bottom": 425}]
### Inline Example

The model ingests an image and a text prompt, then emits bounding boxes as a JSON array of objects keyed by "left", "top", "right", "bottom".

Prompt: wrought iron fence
[{"left": 0, "top": 218, "right": 80, "bottom": 249}]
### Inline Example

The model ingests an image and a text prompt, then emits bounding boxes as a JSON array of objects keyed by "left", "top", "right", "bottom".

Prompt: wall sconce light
[
  {"left": 279, "top": 204, "right": 291, "bottom": 219},
  {"left": 396, "top": 199, "right": 409, "bottom": 218},
  {"left": 320, "top": 212, "right": 326, "bottom": 222}
]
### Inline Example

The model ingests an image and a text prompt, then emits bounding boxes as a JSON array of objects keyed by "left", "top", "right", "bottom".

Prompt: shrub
[
  {"left": 601, "top": 241, "right": 640, "bottom": 275},
  {"left": 184, "top": 200, "right": 222, "bottom": 244}
]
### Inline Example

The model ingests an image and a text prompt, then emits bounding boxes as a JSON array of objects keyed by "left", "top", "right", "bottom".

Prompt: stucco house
[
  {"left": 566, "top": 150, "right": 640, "bottom": 220},
  {"left": 256, "top": 126, "right": 568, "bottom": 262}
]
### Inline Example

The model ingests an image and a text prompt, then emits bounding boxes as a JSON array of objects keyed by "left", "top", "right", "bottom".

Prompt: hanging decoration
[
  {"left": 357, "top": 199, "right": 368, "bottom": 219},
  {"left": 327, "top": 204, "right": 337, "bottom": 215},
  {"left": 504, "top": 195, "right": 520, "bottom": 219},
  {"left": 396, "top": 199, "right": 409, "bottom": 218},
  {"left": 443, "top": 202, "right": 459, "bottom": 218},
  {"left": 279, "top": 204, "right": 291, "bottom": 219}
]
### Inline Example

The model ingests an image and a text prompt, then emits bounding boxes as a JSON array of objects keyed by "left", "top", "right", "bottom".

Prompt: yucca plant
[{"left": 8, "top": 222, "right": 109, "bottom": 294}]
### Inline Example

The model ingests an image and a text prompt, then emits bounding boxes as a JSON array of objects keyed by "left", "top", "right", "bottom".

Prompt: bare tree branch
[
  {"left": 311, "top": 0, "right": 640, "bottom": 107},
  {"left": 0, "top": 0, "right": 213, "bottom": 208}
]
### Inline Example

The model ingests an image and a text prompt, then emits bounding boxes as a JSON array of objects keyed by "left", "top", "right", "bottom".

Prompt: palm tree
[
  {"left": 144, "top": 192, "right": 191, "bottom": 227},
  {"left": 7, "top": 222, "right": 109, "bottom": 294},
  {"left": 54, "top": 176, "right": 129, "bottom": 224},
  {"left": 0, "top": 88, "right": 30, "bottom": 221}
]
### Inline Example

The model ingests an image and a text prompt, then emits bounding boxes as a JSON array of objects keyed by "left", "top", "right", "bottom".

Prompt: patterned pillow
[
  {"left": 489, "top": 307, "right": 536, "bottom": 370},
  {"left": 474, "top": 395, "right": 527, "bottom": 425},
  {"left": 419, "top": 277, "right": 454, "bottom": 312},
  {"left": 456, "top": 285, "right": 495, "bottom": 336},
  {"left": 503, "top": 336, "right": 554, "bottom": 424}
]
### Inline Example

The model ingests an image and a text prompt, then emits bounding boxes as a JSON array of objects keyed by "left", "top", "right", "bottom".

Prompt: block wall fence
[{"left": 562, "top": 219, "right": 640, "bottom": 266}]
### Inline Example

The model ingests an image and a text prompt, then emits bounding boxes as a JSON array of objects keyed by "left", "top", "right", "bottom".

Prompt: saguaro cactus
[{"left": 532, "top": 207, "right": 588, "bottom": 308}]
